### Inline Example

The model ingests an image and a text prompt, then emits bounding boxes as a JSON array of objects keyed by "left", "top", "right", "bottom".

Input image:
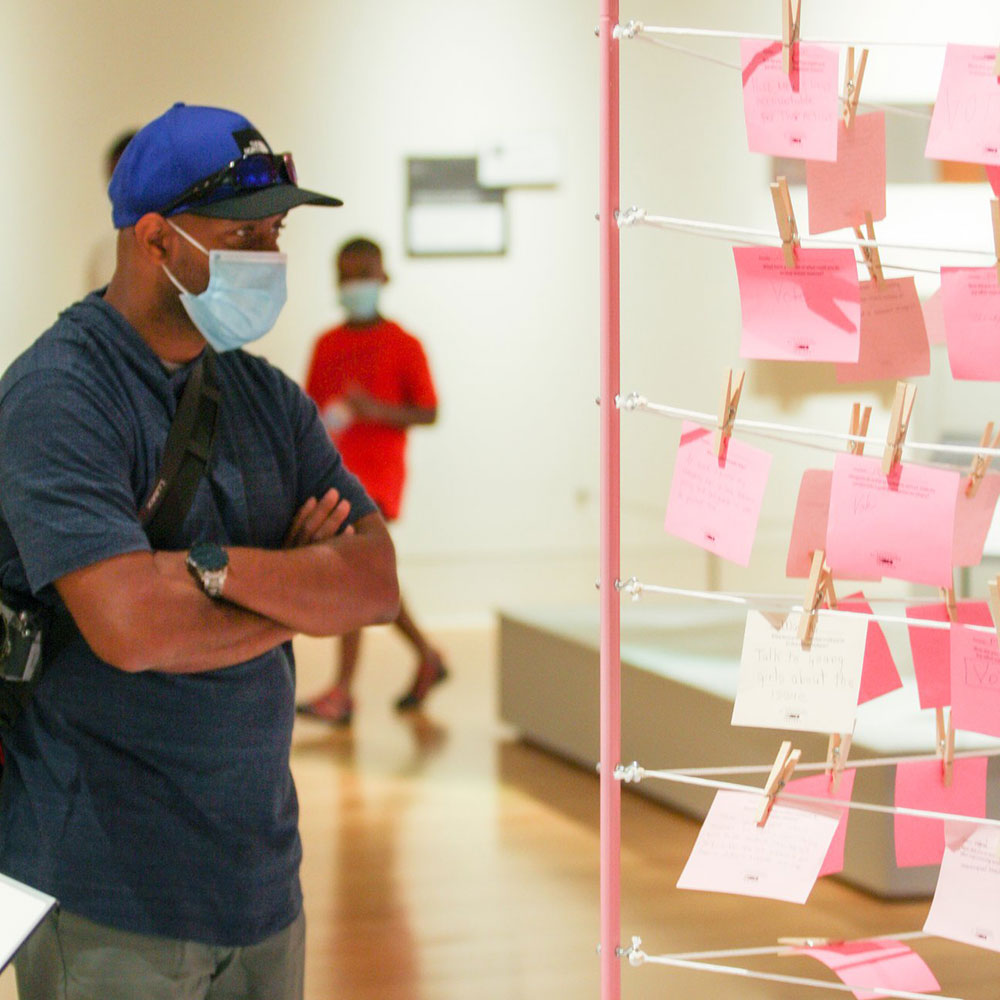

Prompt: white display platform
[
  {"left": 498, "top": 603, "right": 1000, "bottom": 899},
  {"left": 0, "top": 873, "right": 55, "bottom": 972}
]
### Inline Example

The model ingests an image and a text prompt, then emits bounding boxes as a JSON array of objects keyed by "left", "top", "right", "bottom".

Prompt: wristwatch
[{"left": 186, "top": 541, "right": 229, "bottom": 598}]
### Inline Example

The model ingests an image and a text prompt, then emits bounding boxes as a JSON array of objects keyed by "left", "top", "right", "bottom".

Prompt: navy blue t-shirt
[{"left": 0, "top": 293, "right": 375, "bottom": 946}]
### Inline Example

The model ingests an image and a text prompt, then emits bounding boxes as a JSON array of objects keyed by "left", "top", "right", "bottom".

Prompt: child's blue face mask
[
  {"left": 163, "top": 221, "right": 287, "bottom": 352},
  {"left": 338, "top": 280, "right": 381, "bottom": 322}
]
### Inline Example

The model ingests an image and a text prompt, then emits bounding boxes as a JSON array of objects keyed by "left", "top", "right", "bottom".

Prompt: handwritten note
[
  {"left": 826, "top": 454, "right": 959, "bottom": 588},
  {"left": 951, "top": 625, "right": 1000, "bottom": 738},
  {"left": 732, "top": 610, "right": 867, "bottom": 734},
  {"left": 954, "top": 472, "right": 1000, "bottom": 567},
  {"left": 676, "top": 789, "right": 840, "bottom": 904},
  {"left": 906, "top": 600, "right": 993, "bottom": 709},
  {"left": 894, "top": 757, "right": 987, "bottom": 868},
  {"left": 741, "top": 40, "right": 840, "bottom": 161},
  {"left": 785, "top": 769, "right": 856, "bottom": 877},
  {"left": 840, "top": 593, "right": 903, "bottom": 705},
  {"left": 835, "top": 277, "right": 930, "bottom": 384},
  {"left": 941, "top": 267, "right": 1000, "bottom": 381},
  {"left": 0, "top": 873, "right": 56, "bottom": 972},
  {"left": 805, "top": 112, "right": 886, "bottom": 235},
  {"left": 926, "top": 45, "right": 1000, "bottom": 165},
  {"left": 733, "top": 247, "right": 861, "bottom": 362},
  {"left": 663, "top": 422, "right": 772, "bottom": 567},
  {"left": 796, "top": 939, "right": 941, "bottom": 1000}
]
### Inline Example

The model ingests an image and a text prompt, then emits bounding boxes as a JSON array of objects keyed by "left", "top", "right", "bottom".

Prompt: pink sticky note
[
  {"left": 826, "top": 454, "right": 959, "bottom": 588},
  {"left": 664, "top": 422, "right": 772, "bottom": 567},
  {"left": 835, "top": 277, "right": 930, "bottom": 384},
  {"left": 988, "top": 164, "right": 1000, "bottom": 197},
  {"left": 784, "top": 769, "right": 856, "bottom": 877},
  {"left": 926, "top": 45, "right": 1000, "bottom": 165},
  {"left": 677, "top": 790, "right": 840, "bottom": 904},
  {"left": 806, "top": 113, "right": 887, "bottom": 235},
  {"left": 907, "top": 601, "right": 992, "bottom": 709},
  {"left": 941, "top": 267, "right": 1000, "bottom": 380},
  {"left": 798, "top": 940, "right": 941, "bottom": 1000},
  {"left": 894, "top": 757, "right": 988, "bottom": 868},
  {"left": 741, "top": 40, "right": 840, "bottom": 161},
  {"left": 922, "top": 288, "right": 946, "bottom": 346},
  {"left": 954, "top": 472, "right": 1000, "bottom": 567},
  {"left": 841, "top": 593, "right": 902, "bottom": 705},
  {"left": 951, "top": 625, "right": 1000, "bottom": 738},
  {"left": 733, "top": 247, "right": 861, "bottom": 362}
]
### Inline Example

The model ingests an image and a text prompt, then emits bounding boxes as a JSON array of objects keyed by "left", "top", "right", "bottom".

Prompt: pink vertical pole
[{"left": 598, "top": 3, "right": 621, "bottom": 1000}]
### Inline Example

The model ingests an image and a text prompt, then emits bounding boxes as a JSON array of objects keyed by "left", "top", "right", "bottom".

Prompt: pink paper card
[
  {"left": 733, "top": 247, "right": 861, "bottom": 362},
  {"left": 840, "top": 593, "right": 902, "bottom": 704},
  {"left": 663, "top": 422, "right": 772, "bottom": 567},
  {"left": 922, "top": 288, "right": 946, "bottom": 346},
  {"left": 826, "top": 454, "right": 959, "bottom": 588},
  {"left": 797, "top": 939, "right": 940, "bottom": 1000},
  {"left": 806, "top": 112, "right": 887, "bottom": 235},
  {"left": 941, "top": 267, "right": 1000, "bottom": 380},
  {"left": 989, "top": 164, "right": 1000, "bottom": 198},
  {"left": 894, "top": 757, "right": 987, "bottom": 868},
  {"left": 676, "top": 789, "right": 840, "bottom": 904},
  {"left": 741, "top": 40, "right": 839, "bottom": 161},
  {"left": 951, "top": 625, "right": 1000, "bottom": 738},
  {"left": 925, "top": 823, "right": 1000, "bottom": 952},
  {"left": 906, "top": 601, "right": 992, "bottom": 709},
  {"left": 954, "top": 471, "right": 1000, "bottom": 567},
  {"left": 784, "top": 769, "right": 856, "bottom": 877},
  {"left": 835, "top": 277, "right": 930, "bottom": 384},
  {"left": 926, "top": 45, "right": 1000, "bottom": 165}
]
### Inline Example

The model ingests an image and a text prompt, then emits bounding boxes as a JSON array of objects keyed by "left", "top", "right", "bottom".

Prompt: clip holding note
[
  {"left": 825, "top": 732, "right": 852, "bottom": 793},
  {"left": 936, "top": 707, "right": 955, "bottom": 788},
  {"left": 854, "top": 211, "right": 884, "bottom": 286},
  {"left": 881, "top": 382, "right": 917, "bottom": 476},
  {"left": 758, "top": 739, "right": 801, "bottom": 826},
  {"left": 770, "top": 176, "right": 799, "bottom": 268},
  {"left": 966, "top": 422, "right": 1000, "bottom": 498},
  {"left": 799, "top": 548, "right": 837, "bottom": 648},
  {"left": 847, "top": 402, "right": 872, "bottom": 456},
  {"left": 842, "top": 46, "right": 869, "bottom": 129},
  {"left": 781, "top": 0, "right": 802, "bottom": 74},
  {"left": 715, "top": 368, "right": 746, "bottom": 460}
]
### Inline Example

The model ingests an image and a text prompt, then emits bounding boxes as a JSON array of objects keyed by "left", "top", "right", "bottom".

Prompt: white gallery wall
[{"left": 1, "top": 1, "right": 999, "bottom": 623}]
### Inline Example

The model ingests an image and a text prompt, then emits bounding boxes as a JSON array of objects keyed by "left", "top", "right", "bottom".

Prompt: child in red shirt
[{"left": 298, "top": 238, "right": 445, "bottom": 724}]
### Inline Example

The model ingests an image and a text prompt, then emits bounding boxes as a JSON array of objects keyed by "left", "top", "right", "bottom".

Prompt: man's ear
[{"left": 132, "top": 213, "right": 172, "bottom": 265}]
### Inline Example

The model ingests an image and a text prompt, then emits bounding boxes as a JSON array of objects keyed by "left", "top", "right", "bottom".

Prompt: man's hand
[{"left": 284, "top": 488, "right": 354, "bottom": 548}]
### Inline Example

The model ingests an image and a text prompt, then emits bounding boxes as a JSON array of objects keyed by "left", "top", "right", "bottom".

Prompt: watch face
[{"left": 190, "top": 542, "right": 228, "bottom": 572}]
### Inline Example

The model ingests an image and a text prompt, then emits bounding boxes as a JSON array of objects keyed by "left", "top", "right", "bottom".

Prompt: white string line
[
  {"left": 665, "top": 930, "right": 929, "bottom": 962},
  {"left": 633, "top": 952, "right": 964, "bottom": 1000},
  {"left": 632, "top": 23, "right": 950, "bottom": 49},
  {"left": 622, "top": 581, "right": 998, "bottom": 635}
]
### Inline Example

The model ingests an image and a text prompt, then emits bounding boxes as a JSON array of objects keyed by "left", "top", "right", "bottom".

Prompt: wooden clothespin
[
  {"left": 881, "top": 382, "right": 917, "bottom": 476},
  {"left": 778, "top": 936, "right": 839, "bottom": 949},
  {"left": 847, "top": 402, "right": 872, "bottom": 456},
  {"left": 758, "top": 739, "right": 801, "bottom": 826},
  {"left": 825, "top": 732, "right": 852, "bottom": 793},
  {"left": 781, "top": 0, "right": 802, "bottom": 75},
  {"left": 992, "top": 199, "right": 1000, "bottom": 286},
  {"left": 853, "top": 212, "right": 884, "bottom": 286},
  {"left": 799, "top": 548, "right": 837, "bottom": 647},
  {"left": 966, "top": 422, "right": 1000, "bottom": 498},
  {"left": 715, "top": 368, "right": 746, "bottom": 459},
  {"left": 842, "top": 47, "right": 869, "bottom": 129},
  {"left": 936, "top": 707, "right": 955, "bottom": 788},
  {"left": 771, "top": 176, "right": 799, "bottom": 268}
]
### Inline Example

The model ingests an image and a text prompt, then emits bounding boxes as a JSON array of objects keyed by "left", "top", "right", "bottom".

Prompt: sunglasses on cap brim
[{"left": 159, "top": 152, "right": 298, "bottom": 216}]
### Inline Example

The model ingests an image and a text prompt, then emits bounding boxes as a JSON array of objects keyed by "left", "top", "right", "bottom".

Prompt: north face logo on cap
[{"left": 232, "top": 128, "right": 270, "bottom": 157}]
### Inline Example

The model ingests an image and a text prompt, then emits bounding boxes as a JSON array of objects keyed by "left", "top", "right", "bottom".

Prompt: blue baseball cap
[{"left": 109, "top": 102, "right": 342, "bottom": 228}]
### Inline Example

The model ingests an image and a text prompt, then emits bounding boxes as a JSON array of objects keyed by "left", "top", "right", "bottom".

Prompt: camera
[{"left": 0, "top": 597, "right": 45, "bottom": 683}]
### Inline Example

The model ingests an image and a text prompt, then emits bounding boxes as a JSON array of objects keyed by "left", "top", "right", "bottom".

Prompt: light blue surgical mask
[
  {"left": 338, "top": 280, "right": 381, "bottom": 323},
  {"left": 163, "top": 221, "right": 288, "bottom": 352}
]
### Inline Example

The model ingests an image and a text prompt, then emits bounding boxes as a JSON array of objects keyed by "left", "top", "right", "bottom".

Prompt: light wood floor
[{"left": 2, "top": 624, "right": 997, "bottom": 998}]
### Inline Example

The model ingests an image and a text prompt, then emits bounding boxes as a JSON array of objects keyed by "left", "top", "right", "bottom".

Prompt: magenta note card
[
  {"left": 926, "top": 45, "right": 1000, "bottom": 165},
  {"left": 806, "top": 112, "right": 886, "bottom": 235},
  {"left": 906, "top": 601, "right": 993, "bottom": 709},
  {"left": 826, "top": 454, "right": 959, "bottom": 588},
  {"left": 797, "top": 939, "right": 940, "bottom": 1000},
  {"left": 954, "top": 471, "right": 1000, "bottom": 567},
  {"left": 835, "top": 277, "right": 930, "bottom": 384},
  {"left": 951, "top": 625, "right": 1000, "bottom": 738},
  {"left": 941, "top": 267, "right": 1000, "bottom": 381},
  {"left": 663, "top": 422, "right": 772, "bottom": 567},
  {"left": 741, "top": 39, "right": 839, "bottom": 161},
  {"left": 784, "top": 769, "right": 856, "bottom": 877},
  {"left": 840, "top": 593, "right": 902, "bottom": 705},
  {"left": 894, "top": 756, "right": 987, "bottom": 868},
  {"left": 733, "top": 247, "right": 860, "bottom": 362}
]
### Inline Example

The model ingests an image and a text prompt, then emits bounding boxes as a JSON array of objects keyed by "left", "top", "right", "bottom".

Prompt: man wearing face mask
[
  {"left": 0, "top": 103, "right": 399, "bottom": 999},
  {"left": 298, "top": 238, "right": 444, "bottom": 726}
]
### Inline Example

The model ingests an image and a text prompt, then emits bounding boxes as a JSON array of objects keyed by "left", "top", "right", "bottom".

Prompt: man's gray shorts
[{"left": 14, "top": 907, "right": 305, "bottom": 1000}]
